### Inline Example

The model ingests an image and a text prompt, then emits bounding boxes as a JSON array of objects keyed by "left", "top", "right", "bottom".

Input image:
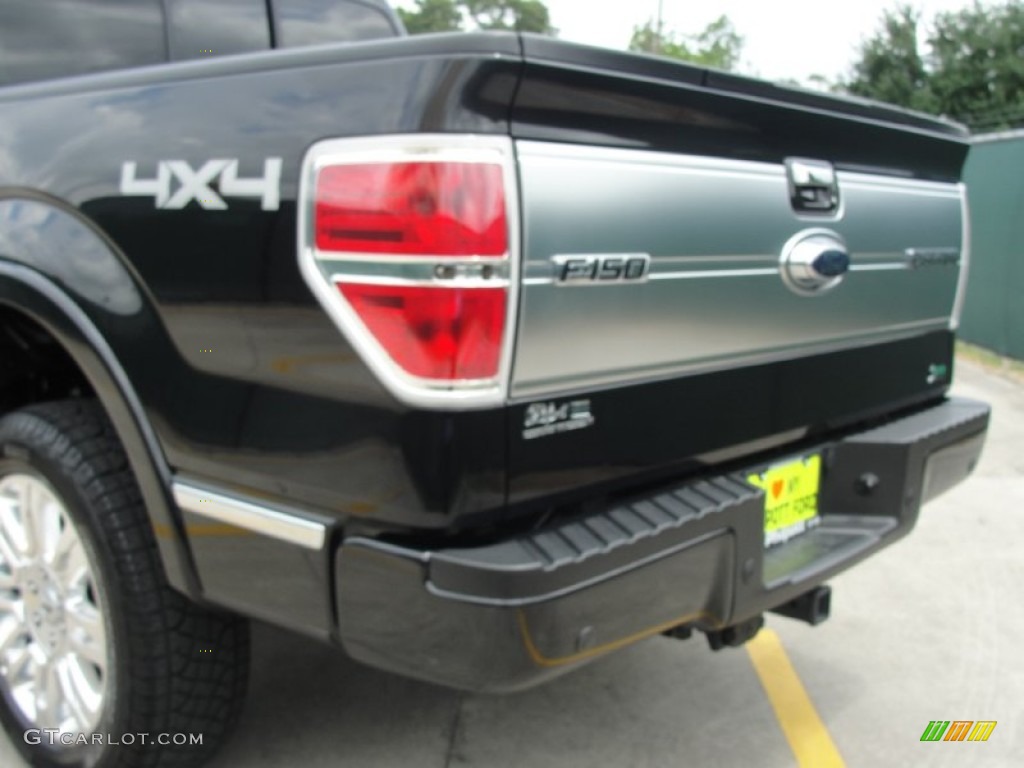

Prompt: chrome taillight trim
[
  {"left": 950, "top": 183, "right": 971, "bottom": 331},
  {"left": 297, "top": 134, "right": 520, "bottom": 410}
]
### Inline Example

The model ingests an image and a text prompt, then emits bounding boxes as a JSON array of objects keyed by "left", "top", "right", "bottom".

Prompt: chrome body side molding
[{"left": 172, "top": 481, "right": 328, "bottom": 551}]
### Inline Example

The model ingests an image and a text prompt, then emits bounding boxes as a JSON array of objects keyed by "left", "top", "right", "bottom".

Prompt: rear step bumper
[{"left": 335, "top": 397, "right": 989, "bottom": 692}]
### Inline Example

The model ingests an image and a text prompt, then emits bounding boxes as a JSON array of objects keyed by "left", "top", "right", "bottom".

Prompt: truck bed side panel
[{"left": 0, "top": 37, "right": 521, "bottom": 529}]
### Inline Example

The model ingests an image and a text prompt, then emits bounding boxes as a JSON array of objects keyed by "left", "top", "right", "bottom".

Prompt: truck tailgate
[
  {"left": 506, "top": 37, "right": 970, "bottom": 503},
  {"left": 513, "top": 142, "right": 963, "bottom": 394}
]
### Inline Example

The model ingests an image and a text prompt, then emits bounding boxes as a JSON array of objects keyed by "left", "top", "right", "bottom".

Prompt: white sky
[{"left": 544, "top": 0, "right": 986, "bottom": 83}]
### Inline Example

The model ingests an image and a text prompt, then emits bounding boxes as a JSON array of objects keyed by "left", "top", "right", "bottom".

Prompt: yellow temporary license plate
[{"left": 748, "top": 454, "right": 822, "bottom": 547}]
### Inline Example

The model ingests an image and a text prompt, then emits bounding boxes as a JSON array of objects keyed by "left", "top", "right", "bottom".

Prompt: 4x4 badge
[{"left": 120, "top": 158, "right": 282, "bottom": 211}]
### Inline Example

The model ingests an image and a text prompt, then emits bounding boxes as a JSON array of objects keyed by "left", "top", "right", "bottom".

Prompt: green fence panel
[{"left": 961, "top": 133, "right": 1024, "bottom": 361}]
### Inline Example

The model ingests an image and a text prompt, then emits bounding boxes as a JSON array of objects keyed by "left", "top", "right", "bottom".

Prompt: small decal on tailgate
[
  {"left": 927, "top": 363, "right": 950, "bottom": 385},
  {"left": 523, "top": 399, "right": 595, "bottom": 440}
]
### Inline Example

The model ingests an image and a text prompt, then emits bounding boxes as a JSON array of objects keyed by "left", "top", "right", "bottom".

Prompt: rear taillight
[
  {"left": 337, "top": 283, "right": 507, "bottom": 380},
  {"left": 315, "top": 162, "right": 507, "bottom": 256},
  {"left": 297, "top": 136, "right": 517, "bottom": 408}
]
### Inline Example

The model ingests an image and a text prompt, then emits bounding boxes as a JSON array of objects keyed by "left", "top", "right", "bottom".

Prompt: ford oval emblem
[{"left": 780, "top": 229, "right": 850, "bottom": 296}]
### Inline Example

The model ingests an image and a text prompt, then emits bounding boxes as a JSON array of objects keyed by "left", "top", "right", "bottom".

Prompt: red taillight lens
[
  {"left": 316, "top": 162, "right": 507, "bottom": 256},
  {"left": 302, "top": 138, "right": 515, "bottom": 400},
  {"left": 338, "top": 283, "right": 506, "bottom": 380}
]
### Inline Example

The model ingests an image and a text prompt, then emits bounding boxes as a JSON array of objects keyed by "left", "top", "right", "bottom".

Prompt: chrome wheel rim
[{"left": 0, "top": 474, "right": 109, "bottom": 736}]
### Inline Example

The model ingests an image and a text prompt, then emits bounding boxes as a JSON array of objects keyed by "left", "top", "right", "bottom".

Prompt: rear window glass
[
  {"left": 0, "top": 0, "right": 165, "bottom": 87},
  {"left": 274, "top": 0, "right": 398, "bottom": 47},
  {"left": 167, "top": 0, "right": 271, "bottom": 61}
]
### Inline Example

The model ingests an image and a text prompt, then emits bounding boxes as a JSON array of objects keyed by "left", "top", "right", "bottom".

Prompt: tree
[
  {"left": 845, "top": 6, "right": 939, "bottom": 115},
  {"left": 844, "top": 1, "right": 1024, "bottom": 132},
  {"left": 397, "top": 0, "right": 555, "bottom": 36},
  {"left": 928, "top": 1, "right": 1024, "bottom": 131},
  {"left": 463, "top": 0, "right": 555, "bottom": 34},
  {"left": 397, "top": 0, "right": 461, "bottom": 35},
  {"left": 629, "top": 14, "right": 744, "bottom": 71}
]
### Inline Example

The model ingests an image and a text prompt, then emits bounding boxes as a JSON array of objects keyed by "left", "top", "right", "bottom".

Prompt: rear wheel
[{"left": 0, "top": 400, "right": 249, "bottom": 768}]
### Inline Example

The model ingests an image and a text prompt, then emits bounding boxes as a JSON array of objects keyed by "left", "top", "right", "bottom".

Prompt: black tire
[{"left": 0, "top": 400, "right": 249, "bottom": 768}]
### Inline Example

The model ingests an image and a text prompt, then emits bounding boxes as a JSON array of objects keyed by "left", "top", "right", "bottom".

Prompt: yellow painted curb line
[{"left": 746, "top": 629, "right": 845, "bottom": 768}]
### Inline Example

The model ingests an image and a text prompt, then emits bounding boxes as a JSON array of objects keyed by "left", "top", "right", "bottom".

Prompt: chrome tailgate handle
[{"left": 786, "top": 158, "right": 840, "bottom": 214}]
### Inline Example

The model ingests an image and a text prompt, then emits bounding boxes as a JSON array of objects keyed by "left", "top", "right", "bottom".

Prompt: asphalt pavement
[{"left": 1, "top": 358, "right": 1021, "bottom": 767}]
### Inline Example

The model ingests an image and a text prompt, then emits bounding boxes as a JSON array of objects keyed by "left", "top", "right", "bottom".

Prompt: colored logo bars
[{"left": 921, "top": 721, "right": 997, "bottom": 742}]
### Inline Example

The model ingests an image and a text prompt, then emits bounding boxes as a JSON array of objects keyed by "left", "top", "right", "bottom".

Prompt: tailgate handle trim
[{"left": 786, "top": 158, "right": 840, "bottom": 214}]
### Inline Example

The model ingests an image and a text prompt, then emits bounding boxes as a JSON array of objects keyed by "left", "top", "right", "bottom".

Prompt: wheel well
[
  {"left": 0, "top": 301, "right": 203, "bottom": 598},
  {"left": 0, "top": 305, "right": 94, "bottom": 412}
]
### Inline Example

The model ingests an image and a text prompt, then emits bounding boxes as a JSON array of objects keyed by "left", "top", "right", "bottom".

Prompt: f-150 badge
[
  {"left": 119, "top": 158, "right": 282, "bottom": 211},
  {"left": 552, "top": 254, "right": 650, "bottom": 285}
]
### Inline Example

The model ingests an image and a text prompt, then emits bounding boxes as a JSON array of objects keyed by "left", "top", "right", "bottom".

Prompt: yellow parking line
[{"left": 746, "top": 628, "right": 846, "bottom": 768}]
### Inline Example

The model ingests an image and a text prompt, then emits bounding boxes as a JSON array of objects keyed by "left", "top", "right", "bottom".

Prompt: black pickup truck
[{"left": 0, "top": 1, "right": 990, "bottom": 766}]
